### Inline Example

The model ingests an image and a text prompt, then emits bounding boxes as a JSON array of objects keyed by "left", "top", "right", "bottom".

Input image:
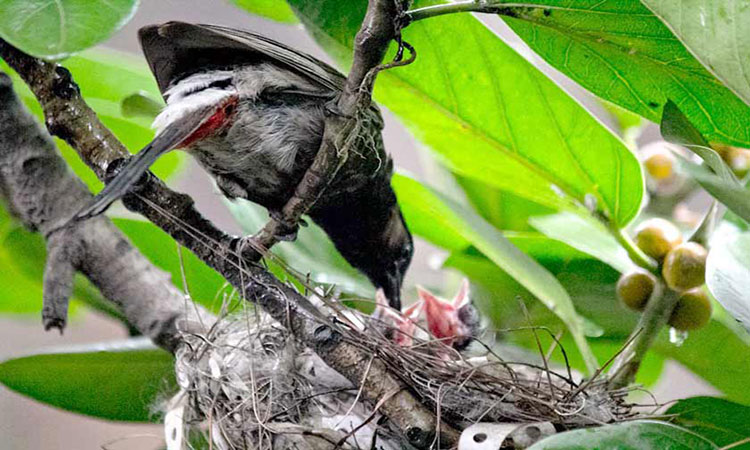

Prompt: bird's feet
[{"left": 268, "top": 209, "right": 307, "bottom": 242}]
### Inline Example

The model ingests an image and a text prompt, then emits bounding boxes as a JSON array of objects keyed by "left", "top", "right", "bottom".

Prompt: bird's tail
[{"left": 74, "top": 141, "right": 170, "bottom": 220}]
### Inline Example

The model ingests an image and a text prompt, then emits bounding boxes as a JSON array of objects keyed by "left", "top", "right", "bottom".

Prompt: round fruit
[
  {"left": 644, "top": 151, "right": 674, "bottom": 180},
  {"left": 668, "top": 288, "right": 712, "bottom": 331},
  {"left": 634, "top": 218, "right": 683, "bottom": 261},
  {"left": 616, "top": 271, "right": 656, "bottom": 311},
  {"left": 662, "top": 242, "right": 707, "bottom": 291},
  {"left": 726, "top": 147, "right": 750, "bottom": 178}
]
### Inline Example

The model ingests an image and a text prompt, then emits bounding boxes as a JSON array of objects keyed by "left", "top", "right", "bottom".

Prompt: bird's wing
[{"left": 138, "top": 22, "right": 346, "bottom": 95}]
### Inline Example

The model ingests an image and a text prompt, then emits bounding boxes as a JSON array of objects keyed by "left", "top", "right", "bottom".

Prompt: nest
[{"left": 167, "top": 301, "right": 637, "bottom": 450}]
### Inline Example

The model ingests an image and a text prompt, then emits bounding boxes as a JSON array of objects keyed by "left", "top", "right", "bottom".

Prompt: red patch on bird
[{"left": 179, "top": 96, "right": 238, "bottom": 147}]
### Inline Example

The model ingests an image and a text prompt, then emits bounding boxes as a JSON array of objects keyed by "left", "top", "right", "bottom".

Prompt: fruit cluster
[{"left": 616, "top": 218, "right": 711, "bottom": 331}]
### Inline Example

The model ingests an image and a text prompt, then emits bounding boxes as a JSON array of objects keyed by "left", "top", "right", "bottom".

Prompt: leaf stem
[
  {"left": 405, "top": 1, "right": 537, "bottom": 22},
  {"left": 610, "top": 223, "right": 659, "bottom": 273},
  {"left": 406, "top": 1, "right": 489, "bottom": 21}
]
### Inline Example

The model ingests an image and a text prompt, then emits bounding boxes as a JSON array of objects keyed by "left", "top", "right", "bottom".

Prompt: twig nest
[{"left": 170, "top": 311, "right": 399, "bottom": 450}]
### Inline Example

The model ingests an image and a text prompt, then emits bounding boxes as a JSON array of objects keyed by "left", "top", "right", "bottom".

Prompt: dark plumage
[{"left": 77, "top": 22, "right": 413, "bottom": 308}]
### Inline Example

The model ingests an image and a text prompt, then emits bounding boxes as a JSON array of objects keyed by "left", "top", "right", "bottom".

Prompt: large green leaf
[
  {"left": 113, "top": 219, "right": 231, "bottom": 312},
  {"left": 654, "top": 319, "right": 750, "bottom": 404},
  {"left": 499, "top": 0, "right": 750, "bottom": 147},
  {"left": 529, "top": 420, "right": 717, "bottom": 449},
  {"left": 394, "top": 174, "right": 598, "bottom": 372},
  {"left": 457, "top": 176, "right": 555, "bottom": 232},
  {"left": 529, "top": 211, "right": 636, "bottom": 273},
  {"left": 706, "top": 232, "right": 750, "bottom": 332},
  {"left": 288, "top": 0, "right": 643, "bottom": 228},
  {"left": 230, "top": 0, "right": 297, "bottom": 23},
  {"left": 642, "top": 0, "right": 750, "bottom": 107},
  {"left": 667, "top": 397, "right": 750, "bottom": 449},
  {"left": 1, "top": 49, "right": 182, "bottom": 192},
  {"left": 0, "top": 0, "right": 138, "bottom": 58},
  {"left": 0, "top": 339, "right": 174, "bottom": 422}
]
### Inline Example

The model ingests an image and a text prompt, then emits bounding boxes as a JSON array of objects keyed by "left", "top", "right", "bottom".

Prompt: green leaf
[
  {"left": 660, "top": 101, "right": 738, "bottom": 182},
  {"left": 679, "top": 158, "right": 750, "bottom": 224},
  {"left": 393, "top": 174, "right": 598, "bottom": 372},
  {"left": 456, "top": 176, "right": 555, "bottom": 232},
  {"left": 288, "top": 0, "right": 643, "bottom": 227},
  {"left": 1, "top": 49, "right": 183, "bottom": 192},
  {"left": 529, "top": 420, "right": 717, "bottom": 449},
  {"left": 225, "top": 198, "right": 373, "bottom": 297},
  {"left": 230, "top": 0, "right": 297, "bottom": 23},
  {"left": 602, "top": 100, "right": 644, "bottom": 135},
  {"left": 500, "top": 1, "right": 750, "bottom": 147},
  {"left": 601, "top": 100, "right": 645, "bottom": 145},
  {"left": 659, "top": 100, "right": 750, "bottom": 223},
  {"left": 113, "top": 219, "right": 231, "bottom": 312},
  {"left": 666, "top": 397, "right": 750, "bottom": 449},
  {"left": 0, "top": 221, "right": 104, "bottom": 316},
  {"left": 0, "top": 0, "right": 139, "bottom": 58},
  {"left": 394, "top": 173, "right": 470, "bottom": 251},
  {"left": 121, "top": 91, "right": 163, "bottom": 119},
  {"left": 529, "top": 211, "right": 636, "bottom": 273},
  {"left": 0, "top": 339, "right": 174, "bottom": 422},
  {"left": 706, "top": 232, "right": 750, "bottom": 332},
  {"left": 654, "top": 319, "right": 750, "bottom": 404},
  {"left": 642, "top": 0, "right": 750, "bottom": 107}
]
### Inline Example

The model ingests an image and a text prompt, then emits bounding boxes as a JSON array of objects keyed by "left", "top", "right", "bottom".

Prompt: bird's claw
[{"left": 268, "top": 210, "right": 301, "bottom": 241}]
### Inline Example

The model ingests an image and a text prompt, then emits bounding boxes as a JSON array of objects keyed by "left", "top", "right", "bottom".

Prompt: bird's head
[{"left": 417, "top": 279, "right": 481, "bottom": 351}]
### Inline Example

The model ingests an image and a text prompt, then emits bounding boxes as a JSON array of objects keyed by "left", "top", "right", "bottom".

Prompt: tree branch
[
  {"left": 607, "top": 284, "right": 677, "bottom": 389},
  {"left": 0, "top": 72, "right": 214, "bottom": 352},
  {"left": 0, "top": 0, "right": 460, "bottom": 445}
]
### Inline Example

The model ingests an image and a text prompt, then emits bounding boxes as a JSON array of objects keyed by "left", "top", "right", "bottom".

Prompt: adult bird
[{"left": 76, "top": 22, "right": 413, "bottom": 308}]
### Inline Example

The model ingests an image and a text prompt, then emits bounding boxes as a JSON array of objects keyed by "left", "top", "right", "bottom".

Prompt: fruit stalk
[{"left": 608, "top": 284, "right": 679, "bottom": 388}]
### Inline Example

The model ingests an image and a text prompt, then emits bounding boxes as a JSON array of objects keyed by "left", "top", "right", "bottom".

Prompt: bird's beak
[{"left": 383, "top": 269, "right": 403, "bottom": 311}]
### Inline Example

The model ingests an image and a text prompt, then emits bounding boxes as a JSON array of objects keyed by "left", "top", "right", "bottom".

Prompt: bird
[
  {"left": 74, "top": 22, "right": 413, "bottom": 309},
  {"left": 372, "top": 279, "right": 481, "bottom": 352},
  {"left": 416, "top": 279, "right": 481, "bottom": 351},
  {"left": 372, "top": 288, "right": 424, "bottom": 347}
]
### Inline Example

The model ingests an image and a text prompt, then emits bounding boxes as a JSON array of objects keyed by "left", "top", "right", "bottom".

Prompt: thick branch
[
  {"left": 0, "top": 1, "right": 460, "bottom": 443},
  {"left": 0, "top": 73, "right": 214, "bottom": 352}
]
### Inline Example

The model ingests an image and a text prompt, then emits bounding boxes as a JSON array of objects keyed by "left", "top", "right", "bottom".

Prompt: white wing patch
[
  {"left": 163, "top": 70, "right": 234, "bottom": 102},
  {"left": 152, "top": 71, "right": 237, "bottom": 136}
]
